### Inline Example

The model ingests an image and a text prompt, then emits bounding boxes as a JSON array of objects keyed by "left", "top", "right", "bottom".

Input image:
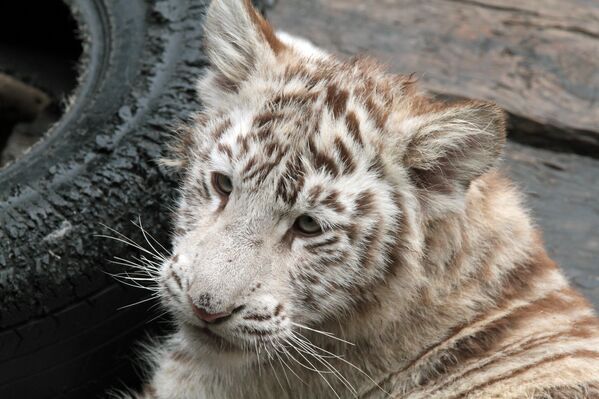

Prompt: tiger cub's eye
[
  {"left": 212, "top": 173, "right": 233, "bottom": 196},
  {"left": 294, "top": 215, "right": 322, "bottom": 236}
]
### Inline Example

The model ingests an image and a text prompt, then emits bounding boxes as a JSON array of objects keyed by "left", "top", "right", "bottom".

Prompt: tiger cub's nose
[
  {"left": 190, "top": 302, "right": 232, "bottom": 323},
  {"left": 188, "top": 295, "right": 243, "bottom": 323}
]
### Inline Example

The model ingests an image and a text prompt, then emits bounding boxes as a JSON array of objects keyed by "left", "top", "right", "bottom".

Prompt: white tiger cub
[{"left": 125, "top": 0, "right": 599, "bottom": 397}]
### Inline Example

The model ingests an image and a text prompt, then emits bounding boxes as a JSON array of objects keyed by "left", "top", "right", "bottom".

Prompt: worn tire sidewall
[{"left": 0, "top": 0, "right": 209, "bottom": 396}]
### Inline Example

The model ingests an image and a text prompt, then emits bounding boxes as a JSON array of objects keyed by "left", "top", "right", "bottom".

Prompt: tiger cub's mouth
[{"left": 184, "top": 322, "right": 242, "bottom": 352}]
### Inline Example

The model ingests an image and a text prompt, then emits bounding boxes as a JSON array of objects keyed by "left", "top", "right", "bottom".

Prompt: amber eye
[
  {"left": 294, "top": 215, "right": 322, "bottom": 236},
  {"left": 212, "top": 173, "right": 233, "bottom": 196}
]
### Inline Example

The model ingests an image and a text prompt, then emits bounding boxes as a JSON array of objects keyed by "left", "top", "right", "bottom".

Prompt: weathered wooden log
[
  {"left": 0, "top": 73, "right": 50, "bottom": 119},
  {"left": 504, "top": 143, "right": 599, "bottom": 309}
]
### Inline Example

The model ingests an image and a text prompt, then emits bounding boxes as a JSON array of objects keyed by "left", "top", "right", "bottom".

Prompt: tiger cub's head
[{"left": 159, "top": 0, "right": 505, "bottom": 359}]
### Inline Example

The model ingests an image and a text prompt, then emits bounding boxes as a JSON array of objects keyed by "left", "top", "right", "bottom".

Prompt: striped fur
[{"left": 127, "top": 1, "right": 599, "bottom": 398}]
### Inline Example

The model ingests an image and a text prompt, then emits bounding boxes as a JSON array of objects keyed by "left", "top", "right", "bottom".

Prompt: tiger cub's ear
[
  {"left": 203, "top": 0, "right": 285, "bottom": 89},
  {"left": 400, "top": 101, "right": 506, "bottom": 194}
]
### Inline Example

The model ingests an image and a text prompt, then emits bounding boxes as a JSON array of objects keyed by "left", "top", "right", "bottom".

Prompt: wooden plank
[{"left": 269, "top": 0, "right": 599, "bottom": 156}]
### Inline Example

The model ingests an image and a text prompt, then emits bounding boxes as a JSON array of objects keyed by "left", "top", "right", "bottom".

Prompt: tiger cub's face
[{"left": 159, "top": 0, "right": 505, "bottom": 360}]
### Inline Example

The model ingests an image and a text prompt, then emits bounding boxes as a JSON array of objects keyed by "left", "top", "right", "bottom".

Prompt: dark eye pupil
[
  {"left": 214, "top": 173, "right": 233, "bottom": 195},
  {"left": 296, "top": 215, "right": 321, "bottom": 235}
]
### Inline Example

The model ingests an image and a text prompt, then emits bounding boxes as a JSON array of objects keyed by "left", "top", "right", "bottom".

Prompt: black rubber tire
[{"left": 0, "top": 0, "right": 270, "bottom": 397}]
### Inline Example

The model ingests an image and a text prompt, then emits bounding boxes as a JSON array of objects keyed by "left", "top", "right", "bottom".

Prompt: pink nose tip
[{"left": 191, "top": 303, "right": 231, "bottom": 323}]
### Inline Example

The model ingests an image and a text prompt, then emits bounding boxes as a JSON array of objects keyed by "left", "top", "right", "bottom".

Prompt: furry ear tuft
[
  {"left": 401, "top": 101, "right": 506, "bottom": 193},
  {"left": 203, "top": 0, "right": 284, "bottom": 88}
]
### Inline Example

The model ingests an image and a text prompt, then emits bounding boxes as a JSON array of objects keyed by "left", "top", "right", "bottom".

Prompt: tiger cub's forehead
[
  {"left": 217, "top": 63, "right": 395, "bottom": 158},
  {"left": 203, "top": 76, "right": 389, "bottom": 206}
]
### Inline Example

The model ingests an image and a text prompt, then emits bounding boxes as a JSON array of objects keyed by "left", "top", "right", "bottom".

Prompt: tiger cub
[{"left": 125, "top": 0, "right": 599, "bottom": 398}]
